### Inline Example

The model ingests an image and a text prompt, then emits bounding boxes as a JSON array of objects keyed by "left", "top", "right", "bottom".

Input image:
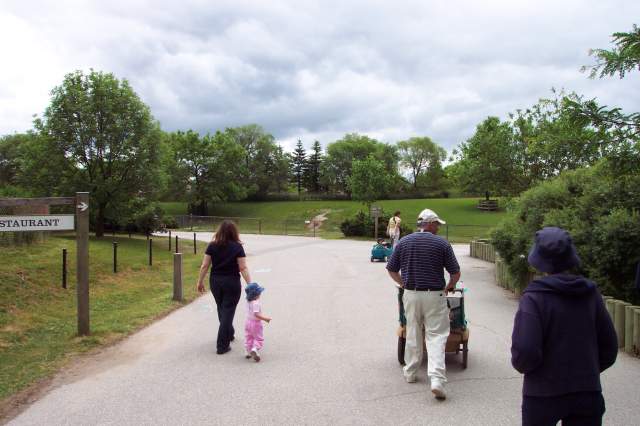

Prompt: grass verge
[{"left": 0, "top": 233, "right": 207, "bottom": 409}]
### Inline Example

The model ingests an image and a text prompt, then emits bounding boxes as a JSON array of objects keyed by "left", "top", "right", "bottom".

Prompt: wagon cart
[{"left": 396, "top": 288, "right": 469, "bottom": 368}]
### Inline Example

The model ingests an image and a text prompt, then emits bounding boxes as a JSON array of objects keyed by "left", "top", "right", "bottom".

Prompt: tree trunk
[{"left": 95, "top": 204, "right": 106, "bottom": 238}]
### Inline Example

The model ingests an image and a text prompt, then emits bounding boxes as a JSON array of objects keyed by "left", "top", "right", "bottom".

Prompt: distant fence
[
  {"left": 470, "top": 239, "right": 640, "bottom": 358},
  {"left": 175, "top": 215, "right": 327, "bottom": 237},
  {"left": 175, "top": 215, "right": 493, "bottom": 241}
]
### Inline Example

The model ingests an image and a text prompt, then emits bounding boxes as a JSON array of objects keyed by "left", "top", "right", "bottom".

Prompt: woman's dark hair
[
  {"left": 394, "top": 211, "right": 401, "bottom": 216},
  {"left": 213, "top": 220, "right": 241, "bottom": 245}
]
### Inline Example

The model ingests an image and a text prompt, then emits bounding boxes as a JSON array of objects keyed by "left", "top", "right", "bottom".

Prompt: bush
[
  {"left": 491, "top": 158, "right": 640, "bottom": 303},
  {"left": 340, "top": 211, "right": 414, "bottom": 239}
]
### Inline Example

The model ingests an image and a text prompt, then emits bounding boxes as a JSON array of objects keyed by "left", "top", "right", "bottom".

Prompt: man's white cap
[{"left": 417, "top": 208, "right": 446, "bottom": 225}]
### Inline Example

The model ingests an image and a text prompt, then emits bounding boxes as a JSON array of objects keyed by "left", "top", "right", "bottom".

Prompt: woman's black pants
[{"left": 210, "top": 274, "right": 241, "bottom": 352}]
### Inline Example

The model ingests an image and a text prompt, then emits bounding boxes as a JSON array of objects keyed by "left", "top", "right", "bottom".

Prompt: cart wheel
[
  {"left": 370, "top": 256, "right": 374, "bottom": 262},
  {"left": 397, "top": 336, "right": 406, "bottom": 366},
  {"left": 462, "top": 341, "right": 468, "bottom": 369}
]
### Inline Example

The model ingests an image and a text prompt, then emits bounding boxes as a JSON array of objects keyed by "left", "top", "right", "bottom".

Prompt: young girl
[{"left": 244, "top": 283, "right": 271, "bottom": 362}]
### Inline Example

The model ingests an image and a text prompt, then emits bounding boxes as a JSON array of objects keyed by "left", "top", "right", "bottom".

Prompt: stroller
[
  {"left": 396, "top": 288, "right": 469, "bottom": 368},
  {"left": 371, "top": 239, "right": 393, "bottom": 262}
]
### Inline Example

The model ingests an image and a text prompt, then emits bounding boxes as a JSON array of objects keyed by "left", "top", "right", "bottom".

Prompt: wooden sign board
[
  {"left": 370, "top": 206, "right": 382, "bottom": 218},
  {"left": 0, "top": 215, "right": 75, "bottom": 232}
]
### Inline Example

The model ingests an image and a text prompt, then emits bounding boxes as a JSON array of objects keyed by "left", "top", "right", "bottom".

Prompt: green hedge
[{"left": 491, "top": 156, "right": 640, "bottom": 303}]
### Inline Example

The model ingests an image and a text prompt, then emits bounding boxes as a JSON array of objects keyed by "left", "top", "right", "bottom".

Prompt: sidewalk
[{"left": 7, "top": 235, "right": 640, "bottom": 425}]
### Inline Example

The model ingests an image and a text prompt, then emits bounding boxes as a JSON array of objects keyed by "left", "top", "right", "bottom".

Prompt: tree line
[
  {"left": 1, "top": 25, "right": 638, "bottom": 238},
  {"left": 0, "top": 70, "right": 449, "bottom": 236}
]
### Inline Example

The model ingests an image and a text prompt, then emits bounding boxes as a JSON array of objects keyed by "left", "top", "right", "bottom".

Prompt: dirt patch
[{"left": 306, "top": 212, "right": 329, "bottom": 230}]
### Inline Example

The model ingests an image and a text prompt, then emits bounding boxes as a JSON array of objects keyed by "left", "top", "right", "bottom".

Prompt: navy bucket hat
[
  {"left": 245, "top": 282, "right": 265, "bottom": 301},
  {"left": 528, "top": 227, "right": 581, "bottom": 274}
]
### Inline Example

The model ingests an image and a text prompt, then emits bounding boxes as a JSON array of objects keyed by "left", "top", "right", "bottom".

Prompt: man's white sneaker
[
  {"left": 431, "top": 380, "right": 446, "bottom": 400},
  {"left": 404, "top": 374, "right": 416, "bottom": 383}
]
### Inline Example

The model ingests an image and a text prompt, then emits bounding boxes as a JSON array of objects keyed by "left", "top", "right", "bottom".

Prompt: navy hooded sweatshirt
[{"left": 511, "top": 274, "right": 618, "bottom": 397}]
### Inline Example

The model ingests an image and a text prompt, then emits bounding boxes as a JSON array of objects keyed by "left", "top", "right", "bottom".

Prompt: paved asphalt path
[{"left": 7, "top": 233, "right": 640, "bottom": 425}]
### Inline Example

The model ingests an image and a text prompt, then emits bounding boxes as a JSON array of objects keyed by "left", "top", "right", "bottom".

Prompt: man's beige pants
[{"left": 402, "top": 289, "right": 450, "bottom": 383}]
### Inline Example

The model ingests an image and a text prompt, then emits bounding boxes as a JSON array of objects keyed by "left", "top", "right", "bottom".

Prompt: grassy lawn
[
  {"left": 0, "top": 233, "right": 207, "bottom": 404},
  {"left": 160, "top": 198, "right": 510, "bottom": 241}
]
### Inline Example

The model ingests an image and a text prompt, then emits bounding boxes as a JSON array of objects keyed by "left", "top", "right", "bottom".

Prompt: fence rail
[
  {"left": 175, "top": 215, "right": 493, "bottom": 241},
  {"left": 469, "top": 239, "right": 640, "bottom": 358}
]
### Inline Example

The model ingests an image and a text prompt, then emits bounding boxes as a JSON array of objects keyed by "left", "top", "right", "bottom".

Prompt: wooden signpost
[
  {"left": 370, "top": 205, "right": 382, "bottom": 239},
  {"left": 0, "top": 193, "right": 90, "bottom": 336}
]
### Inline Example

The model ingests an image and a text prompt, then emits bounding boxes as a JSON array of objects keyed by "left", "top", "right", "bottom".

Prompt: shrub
[{"left": 491, "top": 158, "right": 640, "bottom": 303}]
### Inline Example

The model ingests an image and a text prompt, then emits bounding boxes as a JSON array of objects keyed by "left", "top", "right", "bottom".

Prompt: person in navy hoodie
[{"left": 511, "top": 227, "right": 618, "bottom": 426}]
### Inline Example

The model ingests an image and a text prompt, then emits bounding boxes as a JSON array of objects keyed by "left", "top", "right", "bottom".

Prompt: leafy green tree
[
  {"left": 322, "top": 133, "right": 398, "bottom": 194},
  {"left": 290, "top": 139, "right": 307, "bottom": 197},
  {"left": 511, "top": 91, "right": 615, "bottom": 183},
  {"left": 397, "top": 136, "right": 446, "bottom": 189},
  {"left": 225, "top": 125, "right": 290, "bottom": 198},
  {"left": 0, "top": 133, "right": 28, "bottom": 188},
  {"left": 303, "top": 140, "right": 323, "bottom": 192},
  {"left": 347, "top": 155, "right": 390, "bottom": 210},
  {"left": 583, "top": 24, "right": 640, "bottom": 79},
  {"left": 167, "top": 130, "right": 247, "bottom": 215},
  {"left": 451, "top": 117, "right": 526, "bottom": 196},
  {"left": 568, "top": 25, "right": 640, "bottom": 145},
  {"left": 33, "top": 70, "right": 163, "bottom": 237}
]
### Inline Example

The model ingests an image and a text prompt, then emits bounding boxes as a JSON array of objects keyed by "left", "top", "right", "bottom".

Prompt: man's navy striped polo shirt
[{"left": 386, "top": 231, "right": 460, "bottom": 290}]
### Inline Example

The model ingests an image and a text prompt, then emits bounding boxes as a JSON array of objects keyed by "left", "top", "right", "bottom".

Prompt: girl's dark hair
[
  {"left": 394, "top": 211, "right": 401, "bottom": 216},
  {"left": 213, "top": 220, "right": 241, "bottom": 245}
]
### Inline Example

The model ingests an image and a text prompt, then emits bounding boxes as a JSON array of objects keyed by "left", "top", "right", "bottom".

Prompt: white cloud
[{"left": 1, "top": 0, "right": 639, "bottom": 155}]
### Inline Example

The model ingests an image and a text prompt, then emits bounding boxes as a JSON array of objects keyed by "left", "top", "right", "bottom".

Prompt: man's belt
[{"left": 403, "top": 286, "right": 445, "bottom": 291}]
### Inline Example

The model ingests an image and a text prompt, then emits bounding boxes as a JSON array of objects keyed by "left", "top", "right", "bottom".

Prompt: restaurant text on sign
[{"left": 0, "top": 215, "right": 75, "bottom": 232}]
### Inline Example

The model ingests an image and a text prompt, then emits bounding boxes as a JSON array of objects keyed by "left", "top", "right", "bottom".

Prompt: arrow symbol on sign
[{"left": 77, "top": 202, "right": 88, "bottom": 212}]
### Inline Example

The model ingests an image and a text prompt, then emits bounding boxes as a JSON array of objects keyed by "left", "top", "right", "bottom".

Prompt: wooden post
[
  {"left": 149, "top": 238, "right": 153, "bottom": 266},
  {"left": 62, "top": 248, "right": 67, "bottom": 289},
  {"left": 374, "top": 216, "right": 378, "bottom": 240},
  {"left": 169, "top": 230, "right": 172, "bottom": 251},
  {"left": 625, "top": 305, "right": 637, "bottom": 353},
  {"left": 173, "top": 253, "right": 183, "bottom": 301},
  {"left": 634, "top": 308, "right": 640, "bottom": 355},
  {"left": 175, "top": 235, "right": 179, "bottom": 253},
  {"left": 113, "top": 242, "right": 118, "bottom": 273},
  {"left": 614, "top": 301, "right": 630, "bottom": 348},
  {"left": 76, "top": 192, "right": 90, "bottom": 336},
  {"left": 193, "top": 232, "right": 197, "bottom": 254}
]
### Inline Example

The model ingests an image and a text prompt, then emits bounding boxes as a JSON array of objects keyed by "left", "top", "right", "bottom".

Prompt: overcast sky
[{"left": 1, "top": 0, "right": 639, "bottom": 153}]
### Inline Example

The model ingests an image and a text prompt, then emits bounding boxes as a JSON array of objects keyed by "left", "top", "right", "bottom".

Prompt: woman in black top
[{"left": 197, "top": 220, "right": 252, "bottom": 354}]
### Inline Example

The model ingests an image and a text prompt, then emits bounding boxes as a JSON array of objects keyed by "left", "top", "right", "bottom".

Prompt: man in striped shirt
[{"left": 386, "top": 208, "right": 461, "bottom": 400}]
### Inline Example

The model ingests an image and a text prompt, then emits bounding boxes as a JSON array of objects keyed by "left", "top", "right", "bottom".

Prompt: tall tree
[
  {"left": 322, "top": 133, "right": 398, "bottom": 194},
  {"left": 348, "top": 155, "right": 390, "bottom": 210},
  {"left": 451, "top": 117, "right": 526, "bottom": 197},
  {"left": 511, "top": 91, "right": 614, "bottom": 183},
  {"left": 166, "top": 130, "right": 247, "bottom": 215},
  {"left": 397, "top": 136, "right": 446, "bottom": 189},
  {"left": 568, "top": 25, "right": 640, "bottom": 143},
  {"left": 304, "top": 140, "right": 323, "bottom": 193},
  {"left": 290, "top": 139, "right": 307, "bottom": 197},
  {"left": 34, "top": 70, "right": 162, "bottom": 237},
  {"left": 225, "top": 125, "right": 290, "bottom": 198},
  {"left": 583, "top": 24, "right": 640, "bottom": 79}
]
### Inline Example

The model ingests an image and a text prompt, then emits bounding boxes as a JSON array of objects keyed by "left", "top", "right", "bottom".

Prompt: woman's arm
[
  {"left": 196, "top": 254, "right": 212, "bottom": 293},
  {"left": 237, "top": 257, "right": 252, "bottom": 284}
]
